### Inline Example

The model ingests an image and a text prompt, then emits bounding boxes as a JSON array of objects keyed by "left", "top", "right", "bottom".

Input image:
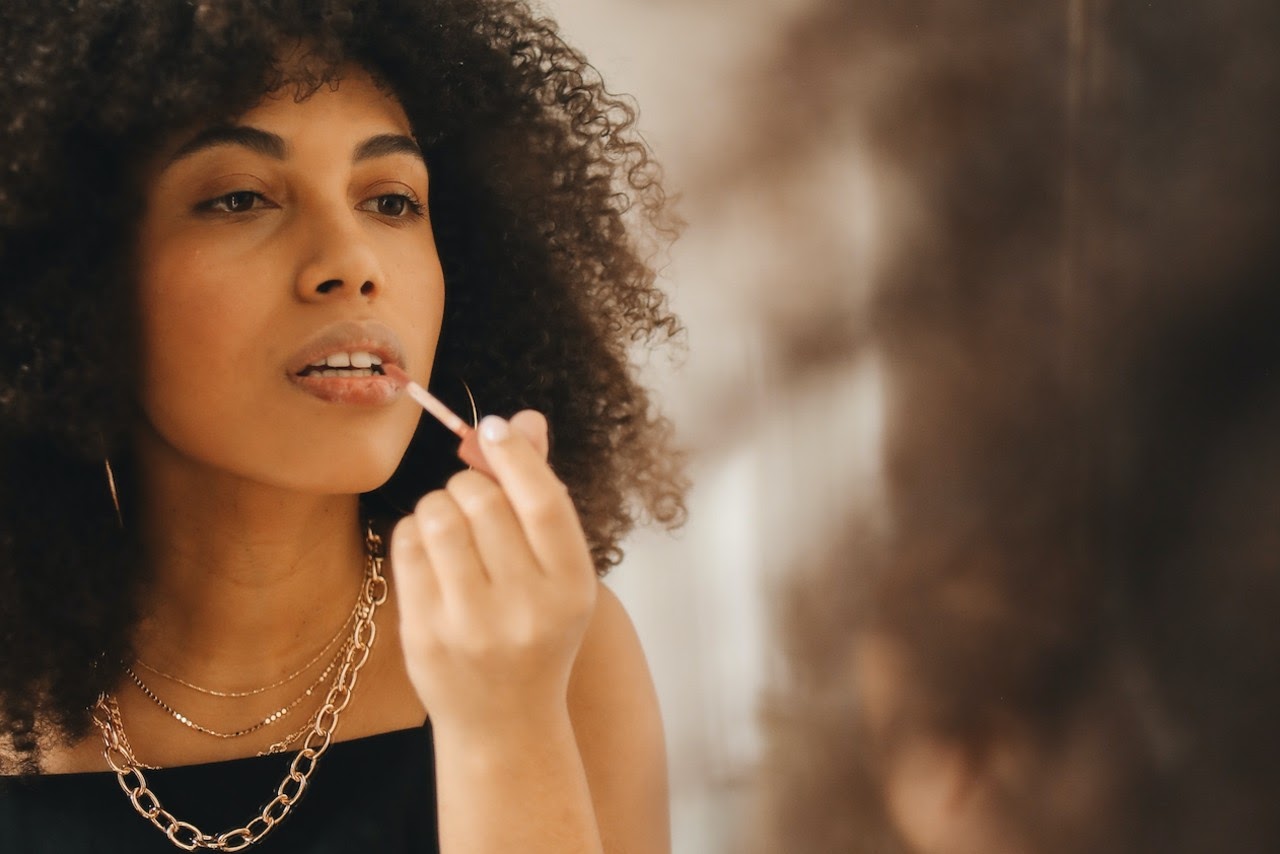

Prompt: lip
[{"left": 285, "top": 319, "right": 409, "bottom": 406}]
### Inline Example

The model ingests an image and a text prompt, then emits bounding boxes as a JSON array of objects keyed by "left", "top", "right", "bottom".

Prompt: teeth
[{"left": 304, "top": 351, "right": 386, "bottom": 372}]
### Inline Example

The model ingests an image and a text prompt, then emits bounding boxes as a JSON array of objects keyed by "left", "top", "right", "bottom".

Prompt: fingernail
[{"left": 479, "top": 415, "right": 510, "bottom": 443}]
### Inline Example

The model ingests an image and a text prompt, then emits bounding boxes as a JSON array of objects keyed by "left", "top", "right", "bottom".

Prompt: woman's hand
[
  {"left": 388, "top": 411, "right": 666, "bottom": 854},
  {"left": 389, "top": 410, "right": 599, "bottom": 735}
]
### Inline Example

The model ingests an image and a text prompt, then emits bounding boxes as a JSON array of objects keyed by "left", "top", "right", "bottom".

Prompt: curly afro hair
[{"left": 0, "top": 0, "right": 686, "bottom": 761}]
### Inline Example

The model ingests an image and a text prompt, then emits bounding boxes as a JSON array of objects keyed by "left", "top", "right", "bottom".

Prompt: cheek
[
  {"left": 132, "top": 235, "right": 296, "bottom": 484},
  {"left": 387, "top": 242, "right": 447, "bottom": 370},
  {"left": 135, "top": 242, "right": 272, "bottom": 420}
]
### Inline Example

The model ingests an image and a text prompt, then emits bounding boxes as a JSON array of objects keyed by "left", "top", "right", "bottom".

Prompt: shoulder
[
  {"left": 569, "top": 582, "right": 661, "bottom": 714},
  {"left": 568, "top": 581, "right": 671, "bottom": 853}
]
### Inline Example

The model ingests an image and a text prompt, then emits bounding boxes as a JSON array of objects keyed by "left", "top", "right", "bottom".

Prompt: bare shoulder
[
  {"left": 569, "top": 582, "right": 661, "bottom": 711},
  {"left": 568, "top": 581, "right": 671, "bottom": 854}
]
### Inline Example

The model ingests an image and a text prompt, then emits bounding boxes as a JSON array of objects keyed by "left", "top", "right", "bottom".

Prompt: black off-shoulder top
[{"left": 0, "top": 723, "right": 438, "bottom": 853}]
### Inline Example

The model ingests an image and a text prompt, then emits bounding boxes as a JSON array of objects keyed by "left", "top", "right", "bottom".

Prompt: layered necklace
[
  {"left": 92, "top": 525, "right": 389, "bottom": 851},
  {"left": 121, "top": 594, "right": 360, "bottom": 745}
]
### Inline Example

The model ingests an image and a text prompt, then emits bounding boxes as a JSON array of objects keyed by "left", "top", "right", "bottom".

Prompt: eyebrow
[
  {"left": 169, "top": 125, "right": 286, "bottom": 163},
  {"left": 353, "top": 133, "right": 425, "bottom": 163},
  {"left": 167, "top": 126, "right": 425, "bottom": 166}
]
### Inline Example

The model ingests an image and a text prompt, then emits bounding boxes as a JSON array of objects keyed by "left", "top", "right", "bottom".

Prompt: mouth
[
  {"left": 285, "top": 320, "right": 408, "bottom": 405},
  {"left": 286, "top": 320, "right": 408, "bottom": 377},
  {"left": 295, "top": 350, "right": 389, "bottom": 379}
]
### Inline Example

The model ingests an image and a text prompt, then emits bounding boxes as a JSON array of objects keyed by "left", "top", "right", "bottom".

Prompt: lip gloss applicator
[{"left": 382, "top": 364, "right": 495, "bottom": 477}]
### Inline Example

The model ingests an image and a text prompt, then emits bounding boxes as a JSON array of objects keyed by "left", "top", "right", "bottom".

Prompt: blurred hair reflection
[{"left": 758, "top": 1, "right": 1280, "bottom": 852}]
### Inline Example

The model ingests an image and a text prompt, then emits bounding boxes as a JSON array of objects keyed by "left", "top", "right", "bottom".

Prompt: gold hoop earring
[
  {"left": 458, "top": 378, "right": 480, "bottom": 430},
  {"left": 104, "top": 458, "right": 124, "bottom": 529},
  {"left": 368, "top": 377, "right": 483, "bottom": 514}
]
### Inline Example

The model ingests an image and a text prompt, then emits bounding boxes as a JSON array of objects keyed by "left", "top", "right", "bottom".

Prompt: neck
[{"left": 130, "top": 434, "right": 369, "bottom": 690}]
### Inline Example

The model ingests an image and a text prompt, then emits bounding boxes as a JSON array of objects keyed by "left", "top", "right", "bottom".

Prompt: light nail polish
[{"left": 480, "top": 415, "right": 510, "bottom": 443}]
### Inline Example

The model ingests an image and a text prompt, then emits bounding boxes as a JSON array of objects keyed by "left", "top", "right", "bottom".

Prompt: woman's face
[{"left": 134, "top": 68, "right": 442, "bottom": 495}]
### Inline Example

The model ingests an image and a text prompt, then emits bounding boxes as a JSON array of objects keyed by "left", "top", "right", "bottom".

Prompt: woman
[
  {"left": 0, "top": 1, "right": 684, "bottom": 851},
  {"left": 757, "top": 0, "right": 1280, "bottom": 852}
]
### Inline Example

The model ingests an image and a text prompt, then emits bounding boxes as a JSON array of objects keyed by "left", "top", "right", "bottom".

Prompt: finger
[
  {"left": 413, "top": 491, "right": 491, "bottom": 604},
  {"left": 457, "top": 410, "right": 547, "bottom": 479},
  {"left": 389, "top": 514, "right": 441, "bottom": 628},
  {"left": 508, "top": 409, "right": 550, "bottom": 461},
  {"left": 476, "top": 415, "right": 592, "bottom": 579},
  {"left": 445, "top": 469, "right": 542, "bottom": 583}
]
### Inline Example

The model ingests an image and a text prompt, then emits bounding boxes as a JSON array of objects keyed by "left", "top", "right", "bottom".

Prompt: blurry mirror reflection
[{"left": 551, "top": 1, "right": 1280, "bottom": 853}]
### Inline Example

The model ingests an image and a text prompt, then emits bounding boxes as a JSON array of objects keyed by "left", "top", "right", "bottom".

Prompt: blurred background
[
  {"left": 540, "top": 3, "right": 1280, "bottom": 852},
  {"left": 544, "top": 1, "right": 869, "bottom": 850}
]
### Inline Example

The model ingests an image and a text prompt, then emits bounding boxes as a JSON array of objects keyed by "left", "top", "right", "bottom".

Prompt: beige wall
[{"left": 543, "top": 2, "right": 876, "bottom": 850}]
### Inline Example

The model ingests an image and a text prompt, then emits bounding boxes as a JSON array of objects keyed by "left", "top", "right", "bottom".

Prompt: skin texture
[{"left": 33, "top": 72, "right": 670, "bottom": 854}]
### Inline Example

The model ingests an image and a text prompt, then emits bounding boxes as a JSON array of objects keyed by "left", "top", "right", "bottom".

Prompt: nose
[{"left": 294, "top": 208, "right": 384, "bottom": 303}]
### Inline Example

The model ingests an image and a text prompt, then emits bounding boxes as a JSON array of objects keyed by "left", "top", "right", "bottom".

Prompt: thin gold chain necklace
[
  {"left": 123, "top": 634, "right": 351, "bottom": 739},
  {"left": 257, "top": 706, "right": 326, "bottom": 756},
  {"left": 133, "top": 594, "right": 361, "bottom": 698},
  {"left": 93, "top": 526, "right": 389, "bottom": 852}
]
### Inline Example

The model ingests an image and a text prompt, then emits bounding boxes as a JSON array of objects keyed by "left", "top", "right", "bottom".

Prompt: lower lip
[{"left": 288, "top": 373, "right": 400, "bottom": 406}]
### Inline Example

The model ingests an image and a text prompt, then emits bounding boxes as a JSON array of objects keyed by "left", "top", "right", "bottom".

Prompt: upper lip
[{"left": 286, "top": 319, "right": 407, "bottom": 377}]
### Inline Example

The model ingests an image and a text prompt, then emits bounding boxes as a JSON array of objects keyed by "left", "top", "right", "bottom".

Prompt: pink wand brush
[{"left": 382, "top": 364, "right": 494, "bottom": 477}]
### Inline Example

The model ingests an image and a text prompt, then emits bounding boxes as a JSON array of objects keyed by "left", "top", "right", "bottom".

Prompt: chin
[
  {"left": 288, "top": 438, "right": 413, "bottom": 496},
  {"left": 209, "top": 422, "right": 414, "bottom": 497},
  {"left": 142, "top": 406, "right": 424, "bottom": 496}
]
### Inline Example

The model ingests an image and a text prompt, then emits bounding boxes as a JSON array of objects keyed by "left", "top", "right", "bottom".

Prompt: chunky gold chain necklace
[
  {"left": 99, "top": 693, "right": 160, "bottom": 770},
  {"left": 92, "top": 527, "right": 389, "bottom": 852},
  {"left": 133, "top": 596, "right": 360, "bottom": 698}
]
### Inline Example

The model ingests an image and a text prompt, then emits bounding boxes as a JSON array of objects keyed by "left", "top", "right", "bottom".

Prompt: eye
[
  {"left": 378, "top": 195, "right": 408, "bottom": 216},
  {"left": 197, "top": 190, "right": 269, "bottom": 214},
  {"left": 360, "top": 193, "right": 425, "bottom": 219}
]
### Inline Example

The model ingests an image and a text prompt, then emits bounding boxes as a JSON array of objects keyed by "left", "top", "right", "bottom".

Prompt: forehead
[
  {"left": 154, "top": 66, "right": 415, "bottom": 169},
  {"left": 235, "top": 68, "right": 413, "bottom": 137}
]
